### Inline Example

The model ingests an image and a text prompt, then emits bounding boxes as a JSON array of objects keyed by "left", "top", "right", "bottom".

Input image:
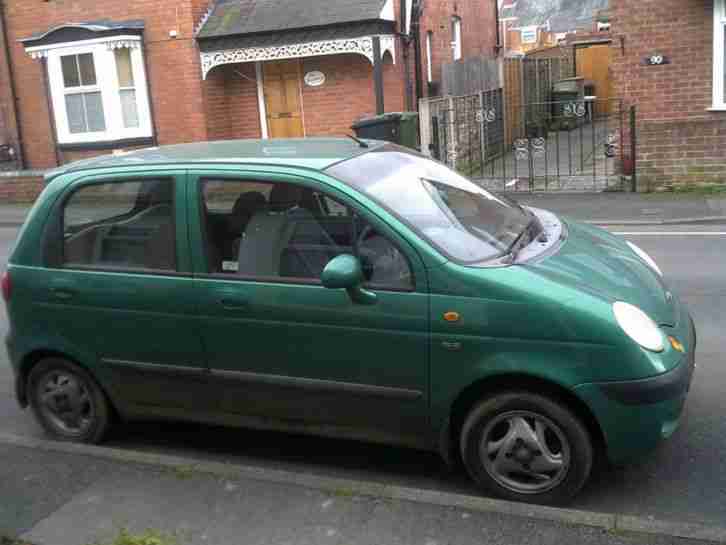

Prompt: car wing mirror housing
[{"left": 321, "top": 254, "right": 377, "bottom": 305}]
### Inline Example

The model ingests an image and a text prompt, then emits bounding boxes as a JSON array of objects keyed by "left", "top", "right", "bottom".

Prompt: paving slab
[{"left": 0, "top": 438, "right": 721, "bottom": 545}]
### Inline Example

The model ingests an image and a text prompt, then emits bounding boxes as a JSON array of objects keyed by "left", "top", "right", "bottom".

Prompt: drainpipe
[
  {"left": 0, "top": 0, "right": 25, "bottom": 168},
  {"left": 372, "top": 36, "right": 385, "bottom": 114},
  {"left": 494, "top": 0, "right": 503, "bottom": 55},
  {"left": 401, "top": 0, "right": 412, "bottom": 110},
  {"left": 412, "top": 2, "right": 423, "bottom": 104}
]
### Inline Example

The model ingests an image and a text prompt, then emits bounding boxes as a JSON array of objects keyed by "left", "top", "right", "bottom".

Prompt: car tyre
[
  {"left": 460, "top": 391, "right": 593, "bottom": 506},
  {"left": 28, "top": 358, "right": 111, "bottom": 444}
]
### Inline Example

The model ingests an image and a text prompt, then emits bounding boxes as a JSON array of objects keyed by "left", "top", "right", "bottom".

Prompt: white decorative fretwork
[
  {"left": 200, "top": 34, "right": 396, "bottom": 79},
  {"left": 105, "top": 39, "right": 141, "bottom": 50},
  {"left": 25, "top": 35, "right": 142, "bottom": 59}
]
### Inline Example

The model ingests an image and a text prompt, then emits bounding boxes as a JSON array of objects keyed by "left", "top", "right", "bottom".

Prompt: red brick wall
[
  {"left": 611, "top": 0, "right": 726, "bottom": 188},
  {"left": 0, "top": 174, "right": 43, "bottom": 203},
  {"left": 203, "top": 63, "right": 261, "bottom": 140},
  {"left": 0, "top": 8, "right": 19, "bottom": 152},
  {"left": 419, "top": 0, "right": 498, "bottom": 95},
  {"left": 3, "top": 0, "right": 210, "bottom": 169},
  {"left": 302, "top": 51, "right": 406, "bottom": 136}
]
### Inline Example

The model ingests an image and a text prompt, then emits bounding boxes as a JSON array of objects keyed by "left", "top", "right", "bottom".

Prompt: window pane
[
  {"left": 77, "top": 53, "right": 97, "bottom": 86},
  {"left": 61, "top": 55, "right": 80, "bottom": 88},
  {"left": 356, "top": 219, "right": 413, "bottom": 290},
  {"left": 63, "top": 179, "right": 176, "bottom": 271},
  {"left": 84, "top": 92, "right": 106, "bottom": 132},
  {"left": 65, "top": 94, "right": 87, "bottom": 133},
  {"left": 114, "top": 48, "right": 135, "bottom": 87},
  {"left": 200, "top": 179, "right": 351, "bottom": 279},
  {"left": 120, "top": 89, "right": 140, "bottom": 128},
  {"left": 327, "top": 147, "right": 530, "bottom": 264}
]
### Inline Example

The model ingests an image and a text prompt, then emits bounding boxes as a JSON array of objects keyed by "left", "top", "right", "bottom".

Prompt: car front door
[
  {"left": 189, "top": 170, "right": 431, "bottom": 446},
  {"left": 36, "top": 170, "right": 210, "bottom": 415}
]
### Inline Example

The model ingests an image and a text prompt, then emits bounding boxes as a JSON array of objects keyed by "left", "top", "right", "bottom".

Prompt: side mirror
[{"left": 321, "top": 254, "right": 377, "bottom": 305}]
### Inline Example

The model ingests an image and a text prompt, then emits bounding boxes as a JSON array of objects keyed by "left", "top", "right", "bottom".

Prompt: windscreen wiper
[{"left": 506, "top": 217, "right": 536, "bottom": 264}]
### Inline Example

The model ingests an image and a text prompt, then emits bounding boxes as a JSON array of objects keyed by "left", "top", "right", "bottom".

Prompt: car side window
[
  {"left": 199, "top": 178, "right": 413, "bottom": 290},
  {"left": 62, "top": 179, "right": 176, "bottom": 271}
]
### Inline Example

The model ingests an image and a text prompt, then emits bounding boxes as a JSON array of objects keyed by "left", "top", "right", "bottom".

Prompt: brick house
[
  {"left": 610, "top": 0, "right": 726, "bottom": 188},
  {"left": 0, "top": 0, "right": 498, "bottom": 172}
]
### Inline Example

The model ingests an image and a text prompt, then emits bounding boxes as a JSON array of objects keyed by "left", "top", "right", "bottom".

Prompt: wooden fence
[{"left": 441, "top": 56, "right": 500, "bottom": 97}]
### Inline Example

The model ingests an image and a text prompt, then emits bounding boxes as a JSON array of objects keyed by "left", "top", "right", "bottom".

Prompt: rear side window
[{"left": 62, "top": 179, "right": 176, "bottom": 271}]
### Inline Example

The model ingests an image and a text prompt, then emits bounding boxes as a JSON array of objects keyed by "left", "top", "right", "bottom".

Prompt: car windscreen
[{"left": 326, "top": 145, "right": 530, "bottom": 263}]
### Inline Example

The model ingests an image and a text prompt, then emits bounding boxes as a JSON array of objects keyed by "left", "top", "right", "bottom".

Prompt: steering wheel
[
  {"left": 356, "top": 224, "right": 376, "bottom": 248},
  {"left": 355, "top": 224, "right": 412, "bottom": 287}
]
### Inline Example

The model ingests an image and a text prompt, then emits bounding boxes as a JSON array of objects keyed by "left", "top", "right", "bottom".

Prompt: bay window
[{"left": 26, "top": 36, "right": 153, "bottom": 145}]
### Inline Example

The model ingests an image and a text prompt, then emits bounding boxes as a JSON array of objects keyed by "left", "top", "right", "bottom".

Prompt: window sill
[
  {"left": 707, "top": 106, "right": 726, "bottom": 112},
  {"left": 57, "top": 136, "right": 155, "bottom": 152}
]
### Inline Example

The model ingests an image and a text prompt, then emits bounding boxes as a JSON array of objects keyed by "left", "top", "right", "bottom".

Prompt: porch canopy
[{"left": 196, "top": 0, "right": 397, "bottom": 80}]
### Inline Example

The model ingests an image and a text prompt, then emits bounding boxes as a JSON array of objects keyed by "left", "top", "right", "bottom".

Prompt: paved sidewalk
[
  {"left": 0, "top": 205, "right": 31, "bottom": 227},
  {"left": 0, "top": 440, "right": 720, "bottom": 545},
  {"left": 516, "top": 193, "right": 726, "bottom": 225}
]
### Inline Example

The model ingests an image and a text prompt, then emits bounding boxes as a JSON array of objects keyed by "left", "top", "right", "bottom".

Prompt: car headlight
[
  {"left": 612, "top": 302, "right": 665, "bottom": 352},
  {"left": 626, "top": 241, "right": 662, "bottom": 276}
]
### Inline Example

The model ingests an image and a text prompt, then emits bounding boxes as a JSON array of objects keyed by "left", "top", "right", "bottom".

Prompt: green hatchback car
[{"left": 2, "top": 138, "right": 695, "bottom": 505}]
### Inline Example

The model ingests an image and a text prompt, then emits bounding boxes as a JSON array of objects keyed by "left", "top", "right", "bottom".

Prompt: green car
[{"left": 2, "top": 139, "right": 695, "bottom": 505}]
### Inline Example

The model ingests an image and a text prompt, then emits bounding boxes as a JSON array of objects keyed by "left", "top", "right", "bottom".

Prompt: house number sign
[
  {"left": 643, "top": 55, "right": 670, "bottom": 66},
  {"left": 304, "top": 71, "right": 326, "bottom": 87}
]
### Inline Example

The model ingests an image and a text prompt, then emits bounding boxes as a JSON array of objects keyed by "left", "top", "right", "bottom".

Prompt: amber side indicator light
[{"left": 668, "top": 336, "right": 685, "bottom": 353}]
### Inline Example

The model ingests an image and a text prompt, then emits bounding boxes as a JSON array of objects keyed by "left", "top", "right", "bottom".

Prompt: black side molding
[
  {"left": 211, "top": 369, "right": 423, "bottom": 401},
  {"left": 103, "top": 358, "right": 206, "bottom": 377}
]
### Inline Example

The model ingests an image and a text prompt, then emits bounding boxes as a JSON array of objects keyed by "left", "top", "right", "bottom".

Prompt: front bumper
[{"left": 575, "top": 315, "right": 696, "bottom": 464}]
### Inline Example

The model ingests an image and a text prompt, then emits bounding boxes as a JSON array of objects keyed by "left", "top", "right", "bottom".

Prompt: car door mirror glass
[{"left": 321, "top": 254, "right": 377, "bottom": 305}]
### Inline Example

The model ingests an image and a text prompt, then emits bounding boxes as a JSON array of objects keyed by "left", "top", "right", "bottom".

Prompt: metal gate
[{"left": 423, "top": 95, "right": 632, "bottom": 192}]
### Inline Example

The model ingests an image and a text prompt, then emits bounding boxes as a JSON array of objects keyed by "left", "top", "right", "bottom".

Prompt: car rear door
[
  {"left": 188, "top": 168, "right": 431, "bottom": 446},
  {"left": 32, "top": 169, "right": 211, "bottom": 415}
]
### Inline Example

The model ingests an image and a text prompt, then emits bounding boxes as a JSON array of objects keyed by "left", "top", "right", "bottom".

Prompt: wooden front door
[
  {"left": 263, "top": 60, "right": 304, "bottom": 138},
  {"left": 576, "top": 45, "right": 613, "bottom": 115}
]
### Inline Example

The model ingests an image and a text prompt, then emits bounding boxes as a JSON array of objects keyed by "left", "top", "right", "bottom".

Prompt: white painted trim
[
  {"left": 452, "top": 17, "right": 462, "bottom": 61},
  {"left": 713, "top": 0, "right": 726, "bottom": 109},
  {"left": 24, "top": 35, "right": 142, "bottom": 59},
  {"left": 405, "top": 0, "right": 414, "bottom": 34},
  {"left": 425, "top": 31, "right": 433, "bottom": 83},
  {"left": 380, "top": 0, "right": 395, "bottom": 22},
  {"left": 255, "top": 62, "right": 268, "bottom": 139},
  {"left": 200, "top": 35, "right": 396, "bottom": 79}
]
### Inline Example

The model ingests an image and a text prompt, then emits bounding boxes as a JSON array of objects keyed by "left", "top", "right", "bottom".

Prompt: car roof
[{"left": 45, "top": 138, "right": 384, "bottom": 181}]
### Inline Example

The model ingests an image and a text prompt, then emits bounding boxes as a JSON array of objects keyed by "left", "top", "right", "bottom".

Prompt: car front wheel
[
  {"left": 460, "top": 391, "right": 593, "bottom": 505},
  {"left": 27, "top": 357, "right": 111, "bottom": 444}
]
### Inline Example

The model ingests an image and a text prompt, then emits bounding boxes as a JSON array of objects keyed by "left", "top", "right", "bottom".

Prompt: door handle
[
  {"left": 218, "top": 298, "right": 248, "bottom": 309},
  {"left": 50, "top": 287, "right": 77, "bottom": 300}
]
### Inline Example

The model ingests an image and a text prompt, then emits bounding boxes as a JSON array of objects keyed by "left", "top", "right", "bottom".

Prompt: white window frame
[
  {"left": 713, "top": 0, "right": 726, "bottom": 110},
  {"left": 452, "top": 17, "right": 462, "bottom": 61},
  {"left": 426, "top": 31, "right": 433, "bottom": 82},
  {"left": 26, "top": 36, "right": 153, "bottom": 145}
]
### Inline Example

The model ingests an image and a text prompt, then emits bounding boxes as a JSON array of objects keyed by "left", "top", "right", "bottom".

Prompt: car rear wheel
[
  {"left": 460, "top": 391, "right": 593, "bottom": 505},
  {"left": 27, "top": 358, "right": 111, "bottom": 444}
]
